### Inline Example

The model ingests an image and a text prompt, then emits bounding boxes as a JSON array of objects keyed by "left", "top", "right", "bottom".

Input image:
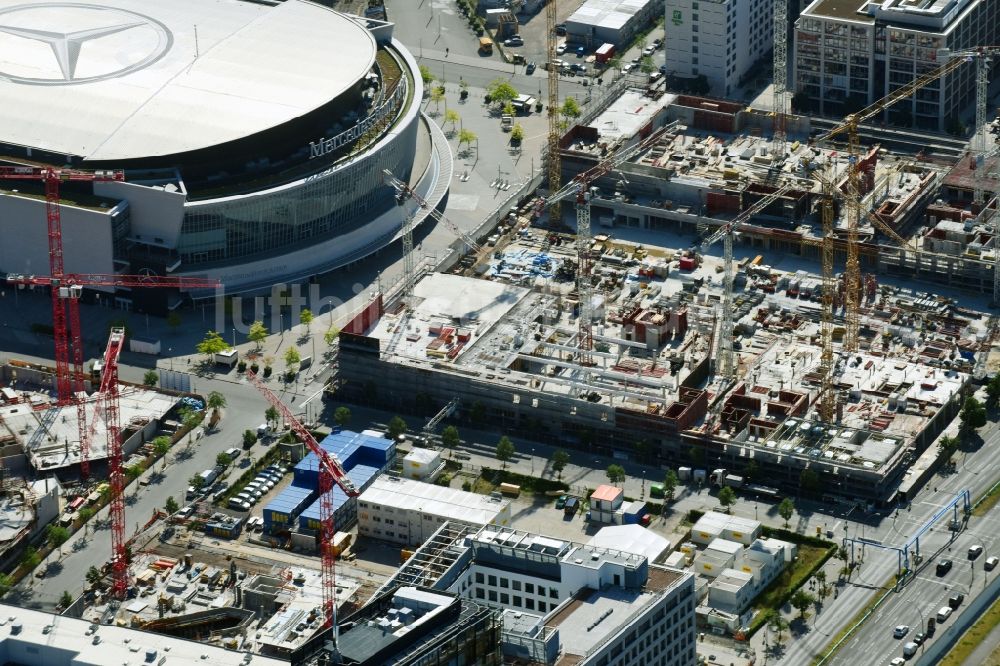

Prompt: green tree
[
  {"left": 431, "top": 85, "right": 446, "bottom": 111},
  {"left": 143, "top": 370, "right": 158, "bottom": 386},
  {"left": 510, "top": 123, "right": 525, "bottom": 143},
  {"left": 639, "top": 55, "right": 655, "bottom": 74},
  {"left": 248, "top": 320, "right": 269, "bottom": 349},
  {"left": 445, "top": 108, "right": 461, "bottom": 131},
  {"left": 324, "top": 327, "right": 340, "bottom": 346},
  {"left": 300, "top": 308, "right": 313, "bottom": 333},
  {"left": 502, "top": 100, "right": 515, "bottom": 116},
  {"left": 78, "top": 506, "right": 94, "bottom": 524},
  {"left": 284, "top": 346, "right": 301, "bottom": 370},
  {"left": 960, "top": 396, "right": 987, "bottom": 436},
  {"left": 486, "top": 78, "right": 518, "bottom": 106},
  {"left": 717, "top": 485, "right": 737, "bottom": 511},
  {"left": 799, "top": 468, "right": 820, "bottom": 493},
  {"left": 387, "top": 416, "right": 407, "bottom": 440},
  {"left": 166, "top": 310, "right": 182, "bottom": 333},
  {"left": 662, "top": 469, "right": 678, "bottom": 501},
  {"left": 196, "top": 330, "right": 230, "bottom": 358},
  {"left": 986, "top": 373, "right": 1000, "bottom": 410},
  {"left": 85, "top": 566, "right": 102, "bottom": 585},
  {"left": 778, "top": 497, "right": 795, "bottom": 527},
  {"left": 561, "top": 96, "right": 581, "bottom": 119},
  {"left": 334, "top": 406, "right": 351, "bottom": 427},
  {"left": 688, "top": 445, "right": 705, "bottom": 467},
  {"left": 606, "top": 463, "right": 626, "bottom": 486},
  {"left": 20, "top": 546, "right": 40, "bottom": 569},
  {"left": 419, "top": 64, "right": 434, "bottom": 85},
  {"left": 441, "top": 425, "right": 461, "bottom": 451},
  {"left": 59, "top": 590, "right": 73, "bottom": 609},
  {"left": 496, "top": 436, "right": 516, "bottom": 469},
  {"left": 207, "top": 390, "right": 226, "bottom": 415},
  {"left": 790, "top": 589, "right": 816, "bottom": 619},
  {"left": 551, "top": 449, "right": 570, "bottom": 480},
  {"left": 242, "top": 429, "right": 257, "bottom": 448},
  {"left": 216, "top": 452, "right": 232, "bottom": 468},
  {"left": 125, "top": 463, "right": 145, "bottom": 484},
  {"left": 189, "top": 474, "right": 206, "bottom": 491},
  {"left": 153, "top": 435, "right": 171, "bottom": 460},
  {"left": 164, "top": 496, "right": 179, "bottom": 514},
  {"left": 458, "top": 128, "right": 478, "bottom": 150},
  {"left": 766, "top": 609, "right": 789, "bottom": 644},
  {"left": 0, "top": 573, "right": 10, "bottom": 597},
  {"left": 265, "top": 405, "right": 280, "bottom": 428},
  {"left": 816, "top": 570, "right": 829, "bottom": 598},
  {"left": 46, "top": 524, "right": 70, "bottom": 551},
  {"left": 938, "top": 434, "right": 960, "bottom": 462}
]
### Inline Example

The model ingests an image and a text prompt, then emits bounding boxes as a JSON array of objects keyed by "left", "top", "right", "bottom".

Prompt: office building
[
  {"left": 793, "top": 0, "right": 1000, "bottom": 130},
  {"left": 664, "top": 0, "right": 774, "bottom": 97}
]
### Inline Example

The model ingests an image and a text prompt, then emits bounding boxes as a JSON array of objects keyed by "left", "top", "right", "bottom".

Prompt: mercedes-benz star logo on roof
[{"left": 0, "top": 3, "right": 173, "bottom": 85}]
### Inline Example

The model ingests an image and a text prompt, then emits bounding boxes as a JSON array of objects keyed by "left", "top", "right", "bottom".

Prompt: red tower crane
[
  {"left": 91, "top": 327, "right": 128, "bottom": 598},
  {"left": 245, "top": 370, "right": 358, "bottom": 631},
  {"left": 0, "top": 166, "right": 217, "bottom": 476}
]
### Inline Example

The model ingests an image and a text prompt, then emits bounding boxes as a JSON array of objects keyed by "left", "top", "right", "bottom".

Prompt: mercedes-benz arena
[{"left": 0, "top": 0, "right": 449, "bottom": 299}]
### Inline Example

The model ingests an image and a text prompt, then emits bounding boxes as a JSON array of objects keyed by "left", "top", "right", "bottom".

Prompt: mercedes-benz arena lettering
[{"left": 0, "top": 0, "right": 449, "bottom": 299}]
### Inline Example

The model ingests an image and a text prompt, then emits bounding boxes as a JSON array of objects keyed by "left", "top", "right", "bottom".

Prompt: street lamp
[
  {"left": 531, "top": 447, "right": 535, "bottom": 475},
  {"left": 641, "top": 470, "right": 646, "bottom": 499},
  {"left": 168, "top": 347, "right": 173, "bottom": 371}
]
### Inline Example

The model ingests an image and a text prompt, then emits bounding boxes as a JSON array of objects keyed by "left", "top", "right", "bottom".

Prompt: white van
[
  {"left": 903, "top": 642, "right": 918, "bottom": 658},
  {"left": 937, "top": 606, "right": 953, "bottom": 622}
]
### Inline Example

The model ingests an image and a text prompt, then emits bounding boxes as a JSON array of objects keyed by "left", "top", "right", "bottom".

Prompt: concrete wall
[
  {"left": 0, "top": 194, "right": 115, "bottom": 282},
  {"left": 95, "top": 180, "right": 186, "bottom": 250}
]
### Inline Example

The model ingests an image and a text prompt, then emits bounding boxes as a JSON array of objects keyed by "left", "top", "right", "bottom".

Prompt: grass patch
[
  {"left": 747, "top": 543, "right": 836, "bottom": 635},
  {"left": 939, "top": 592, "right": 1000, "bottom": 666},
  {"left": 479, "top": 467, "right": 569, "bottom": 494},
  {"left": 473, "top": 477, "right": 496, "bottom": 495},
  {"left": 973, "top": 482, "right": 1000, "bottom": 517}
]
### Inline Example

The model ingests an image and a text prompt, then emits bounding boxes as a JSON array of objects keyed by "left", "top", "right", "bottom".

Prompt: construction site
[{"left": 337, "top": 42, "right": 1000, "bottom": 509}]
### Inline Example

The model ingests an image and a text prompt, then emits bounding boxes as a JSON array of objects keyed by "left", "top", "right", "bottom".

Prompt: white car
[
  {"left": 892, "top": 625, "right": 909, "bottom": 639},
  {"left": 622, "top": 63, "right": 634, "bottom": 74},
  {"left": 555, "top": 43, "right": 567, "bottom": 55},
  {"left": 642, "top": 46, "right": 655, "bottom": 56},
  {"left": 504, "top": 36, "right": 523, "bottom": 47},
  {"left": 890, "top": 658, "right": 906, "bottom": 666}
]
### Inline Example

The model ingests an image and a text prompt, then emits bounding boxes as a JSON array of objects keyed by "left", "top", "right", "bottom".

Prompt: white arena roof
[{"left": 0, "top": 0, "right": 376, "bottom": 160}]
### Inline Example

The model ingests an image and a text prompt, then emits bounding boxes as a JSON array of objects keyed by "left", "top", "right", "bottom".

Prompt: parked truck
[
  {"left": 710, "top": 468, "right": 744, "bottom": 489},
  {"left": 595, "top": 43, "right": 615, "bottom": 64}
]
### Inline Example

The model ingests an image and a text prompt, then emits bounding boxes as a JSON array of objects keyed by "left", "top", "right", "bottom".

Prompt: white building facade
[
  {"left": 664, "top": 0, "right": 773, "bottom": 97},
  {"left": 793, "top": 0, "right": 1000, "bottom": 130}
]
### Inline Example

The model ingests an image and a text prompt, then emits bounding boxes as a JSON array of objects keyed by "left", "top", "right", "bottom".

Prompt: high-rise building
[
  {"left": 793, "top": 0, "right": 1000, "bottom": 130},
  {"left": 664, "top": 0, "right": 774, "bottom": 97}
]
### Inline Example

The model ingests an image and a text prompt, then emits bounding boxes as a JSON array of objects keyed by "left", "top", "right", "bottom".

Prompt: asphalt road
[
  {"left": 5, "top": 356, "right": 306, "bottom": 611},
  {"left": 774, "top": 420, "right": 1000, "bottom": 665}
]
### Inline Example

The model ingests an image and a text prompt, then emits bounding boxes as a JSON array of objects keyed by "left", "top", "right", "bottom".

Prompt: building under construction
[{"left": 336, "top": 236, "right": 988, "bottom": 506}]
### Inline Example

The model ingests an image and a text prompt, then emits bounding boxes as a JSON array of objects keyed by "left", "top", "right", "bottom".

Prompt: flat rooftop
[
  {"left": 0, "top": 0, "right": 375, "bottom": 161},
  {"left": 369, "top": 272, "right": 530, "bottom": 364},
  {"left": 0, "top": 386, "right": 177, "bottom": 470},
  {"left": 0, "top": 604, "right": 287, "bottom": 666},
  {"left": 584, "top": 90, "right": 677, "bottom": 144},
  {"left": 552, "top": 586, "right": 655, "bottom": 658},
  {"left": 360, "top": 475, "right": 510, "bottom": 525},
  {"left": 802, "top": 0, "right": 875, "bottom": 22}
]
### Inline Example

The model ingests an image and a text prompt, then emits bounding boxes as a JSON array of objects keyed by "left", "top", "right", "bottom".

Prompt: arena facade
[{"left": 0, "top": 0, "right": 450, "bottom": 299}]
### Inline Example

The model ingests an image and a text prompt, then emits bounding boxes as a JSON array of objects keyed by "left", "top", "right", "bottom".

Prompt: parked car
[
  {"left": 555, "top": 495, "right": 567, "bottom": 509},
  {"left": 948, "top": 593, "right": 964, "bottom": 609},
  {"left": 555, "top": 43, "right": 567, "bottom": 55},
  {"left": 504, "top": 36, "right": 523, "bottom": 47},
  {"left": 622, "top": 63, "right": 634, "bottom": 74},
  {"left": 903, "top": 642, "right": 918, "bottom": 658},
  {"left": 576, "top": 45, "right": 585, "bottom": 57},
  {"left": 570, "top": 63, "right": 587, "bottom": 73},
  {"left": 564, "top": 497, "right": 579, "bottom": 515},
  {"left": 652, "top": 38, "right": 662, "bottom": 49},
  {"left": 228, "top": 498, "right": 250, "bottom": 511},
  {"left": 224, "top": 447, "right": 241, "bottom": 460},
  {"left": 890, "top": 658, "right": 905, "bottom": 666},
  {"left": 937, "top": 606, "right": 953, "bottom": 623},
  {"left": 936, "top": 559, "right": 953, "bottom": 575},
  {"left": 642, "top": 45, "right": 655, "bottom": 56},
  {"left": 986, "top": 555, "right": 999, "bottom": 570},
  {"left": 968, "top": 544, "right": 984, "bottom": 559},
  {"left": 525, "top": 61, "right": 536, "bottom": 75},
  {"left": 555, "top": 23, "right": 566, "bottom": 35},
  {"left": 892, "top": 625, "right": 909, "bottom": 639},
  {"left": 912, "top": 632, "right": 925, "bottom": 645}
]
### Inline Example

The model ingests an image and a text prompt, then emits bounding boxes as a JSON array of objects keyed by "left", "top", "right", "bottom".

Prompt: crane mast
[
  {"left": 576, "top": 187, "right": 594, "bottom": 364},
  {"left": 245, "top": 371, "right": 357, "bottom": 635},
  {"left": 772, "top": 0, "right": 788, "bottom": 160},
  {"left": 546, "top": 0, "right": 561, "bottom": 224}
]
